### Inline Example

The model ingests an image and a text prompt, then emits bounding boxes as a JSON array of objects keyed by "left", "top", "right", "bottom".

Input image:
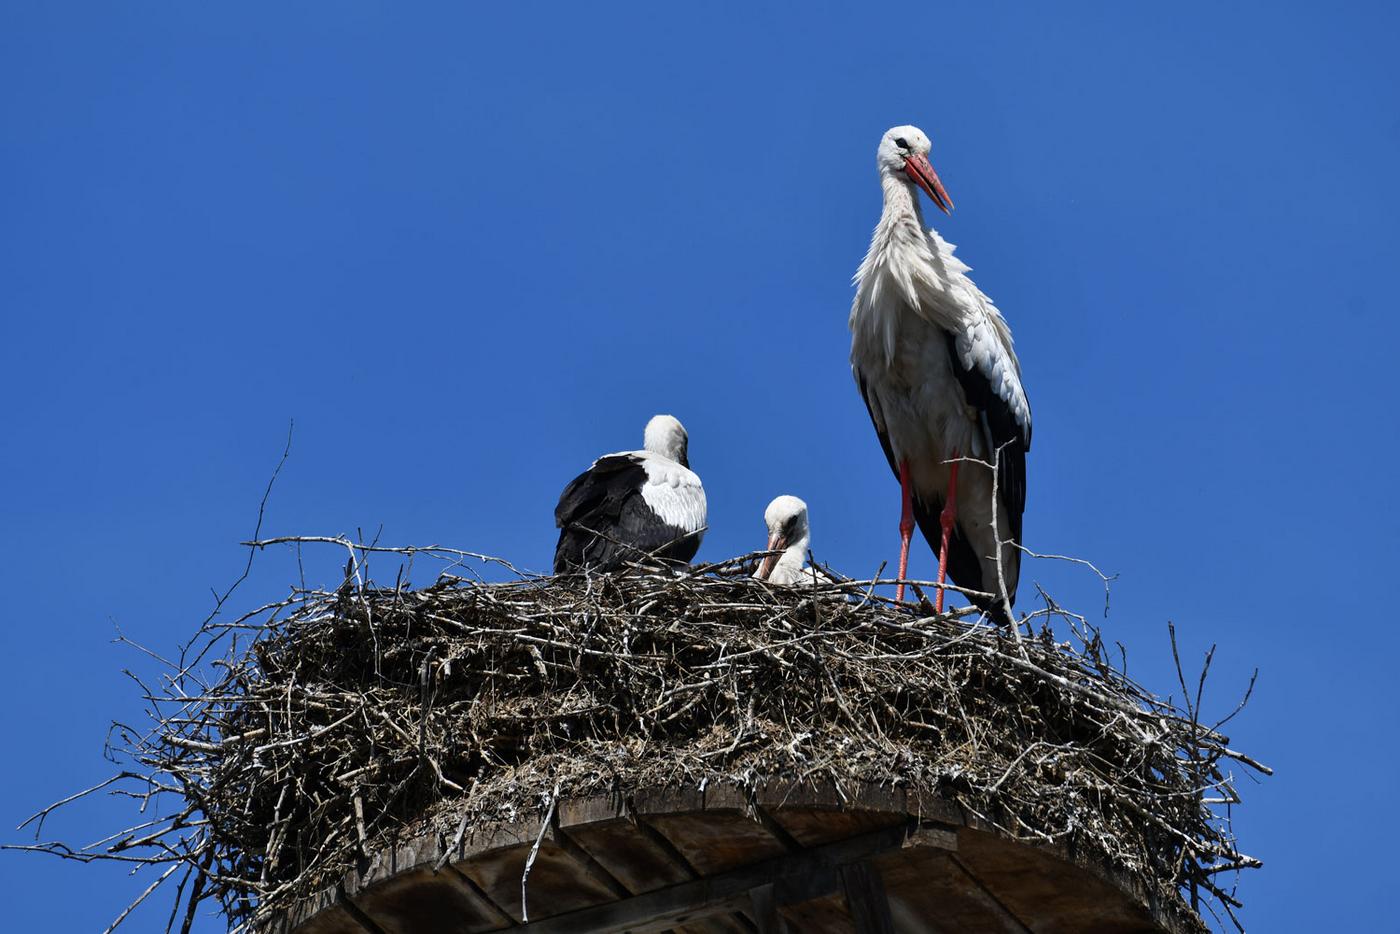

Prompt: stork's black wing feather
[
  {"left": 943, "top": 332, "right": 1028, "bottom": 549},
  {"left": 554, "top": 455, "right": 644, "bottom": 529},
  {"left": 553, "top": 455, "right": 648, "bottom": 572},
  {"left": 855, "top": 369, "right": 900, "bottom": 482},
  {"left": 553, "top": 455, "right": 701, "bottom": 573}
]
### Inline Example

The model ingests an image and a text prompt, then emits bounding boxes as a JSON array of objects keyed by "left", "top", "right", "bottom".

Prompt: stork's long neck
[
  {"left": 876, "top": 174, "right": 926, "bottom": 244},
  {"left": 850, "top": 171, "right": 939, "bottom": 350},
  {"left": 855, "top": 173, "right": 931, "bottom": 291}
]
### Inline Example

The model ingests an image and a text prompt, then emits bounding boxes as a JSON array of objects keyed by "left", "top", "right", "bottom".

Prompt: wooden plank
[
  {"left": 563, "top": 816, "right": 699, "bottom": 896},
  {"left": 838, "top": 861, "right": 895, "bottom": 934},
  {"left": 275, "top": 885, "right": 347, "bottom": 934},
  {"left": 645, "top": 810, "right": 789, "bottom": 876},
  {"left": 870, "top": 845, "right": 1015, "bottom": 933},
  {"left": 748, "top": 803, "right": 801, "bottom": 854},
  {"left": 552, "top": 821, "right": 632, "bottom": 899},
  {"left": 336, "top": 886, "right": 391, "bottom": 934},
  {"left": 442, "top": 865, "right": 517, "bottom": 928},
  {"left": 948, "top": 854, "right": 1034, "bottom": 934},
  {"left": 772, "top": 891, "right": 853, "bottom": 934},
  {"left": 510, "top": 821, "right": 914, "bottom": 934},
  {"left": 677, "top": 916, "right": 758, "bottom": 934},
  {"left": 634, "top": 817, "right": 703, "bottom": 880},
  {"left": 751, "top": 780, "right": 966, "bottom": 832},
  {"left": 621, "top": 819, "right": 762, "bottom": 932},
  {"left": 747, "top": 883, "right": 787, "bottom": 934},
  {"left": 346, "top": 867, "right": 508, "bottom": 934},
  {"left": 904, "top": 823, "right": 959, "bottom": 853},
  {"left": 457, "top": 841, "right": 619, "bottom": 923},
  {"left": 764, "top": 805, "right": 907, "bottom": 849},
  {"left": 950, "top": 827, "right": 1172, "bottom": 933}
]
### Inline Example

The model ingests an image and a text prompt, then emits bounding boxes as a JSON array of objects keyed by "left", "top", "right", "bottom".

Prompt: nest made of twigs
[{"left": 15, "top": 547, "right": 1266, "bottom": 932}]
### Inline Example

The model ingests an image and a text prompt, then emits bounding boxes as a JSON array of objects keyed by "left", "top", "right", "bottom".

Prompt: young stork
[
  {"left": 850, "top": 125, "right": 1032, "bottom": 621},
  {"left": 753, "top": 495, "right": 822, "bottom": 586},
  {"left": 553, "top": 415, "right": 706, "bottom": 573}
]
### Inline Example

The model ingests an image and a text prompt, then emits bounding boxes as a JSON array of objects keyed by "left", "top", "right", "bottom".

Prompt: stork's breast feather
[{"left": 852, "top": 223, "right": 1032, "bottom": 446}]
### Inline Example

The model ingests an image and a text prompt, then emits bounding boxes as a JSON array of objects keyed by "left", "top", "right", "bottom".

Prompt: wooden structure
[{"left": 272, "top": 782, "right": 1196, "bottom": 934}]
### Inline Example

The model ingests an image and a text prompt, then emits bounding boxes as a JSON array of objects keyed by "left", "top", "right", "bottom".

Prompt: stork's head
[
  {"left": 878, "top": 125, "right": 953, "bottom": 214},
  {"left": 643, "top": 414, "right": 689, "bottom": 467},
  {"left": 754, "top": 495, "right": 811, "bottom": 581}
]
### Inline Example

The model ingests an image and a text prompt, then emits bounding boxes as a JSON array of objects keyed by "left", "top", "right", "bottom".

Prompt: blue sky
[{"left": 2, "top": 2, "right": 1396, "bottom": 930}]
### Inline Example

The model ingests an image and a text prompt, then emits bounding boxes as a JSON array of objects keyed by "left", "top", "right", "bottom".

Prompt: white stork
[
  {"left": 850, "top": 125, "right": 1031, "bottom": 621},
  {"left": 553, "top": 415, "right": 707, "bottom": 573},
  {"left": 753, "top": 495, "right": 822, "bottom": 586}
]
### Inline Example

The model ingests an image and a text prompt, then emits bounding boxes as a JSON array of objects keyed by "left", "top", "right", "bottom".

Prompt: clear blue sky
[{"left": 2, "top": 3, "right": 1396, "bottom": 930}]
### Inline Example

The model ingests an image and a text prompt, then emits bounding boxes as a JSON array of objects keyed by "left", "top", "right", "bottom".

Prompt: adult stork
[
  {"left": 753, "top": 495, "right": 826, "bottom": 586},
  {"left": 553, "top": 415, "right": 707, "bottom": 573},
  {"left": 850, "top": 125, "right": 1031, "bottom": 621}
]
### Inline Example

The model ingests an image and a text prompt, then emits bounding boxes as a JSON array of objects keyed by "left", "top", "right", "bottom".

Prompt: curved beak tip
[{"left": 905, "top": 155, "right": 954, "bottom": 215}]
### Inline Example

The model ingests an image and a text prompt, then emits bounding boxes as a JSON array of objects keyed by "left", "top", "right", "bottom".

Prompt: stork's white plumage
[
  {"left": 553, "top": 415, "right": 706, "bottom": 573},
  {"left": 850, "top": 125, "right": 1031, "bottom": 620},
  {"left": 752, "top": 495, "right": 826, "bottom": 586}
]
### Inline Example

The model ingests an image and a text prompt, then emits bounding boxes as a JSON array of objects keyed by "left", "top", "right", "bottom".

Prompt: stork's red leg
[
  {"left": 935, "top": 451, "right": 960, "bottom": 614},
  {"left": 896, "top": 460, "right": 914, "bottom": 602}
]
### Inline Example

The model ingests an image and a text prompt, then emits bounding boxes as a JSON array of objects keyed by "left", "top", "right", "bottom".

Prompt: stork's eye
[{"left": 894, "top": 137, "right": 910, "bottom": 150}]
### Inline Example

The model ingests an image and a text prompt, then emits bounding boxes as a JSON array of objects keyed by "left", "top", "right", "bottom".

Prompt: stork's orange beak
[
  {"left": 755, "top": 532, "right": 786, "bottom": 581},
  {"left": 904, "top": 153, "right": 953, "bottom": 214}
]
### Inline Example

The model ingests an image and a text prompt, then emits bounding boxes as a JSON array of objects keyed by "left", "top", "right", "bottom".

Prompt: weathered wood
[
  {"left": 508, "top": 822, "right": 914, "bottom": 934},
  {"left": 336, "top": 887, "right": 391, "bottom": 934},
  {"left": 868, "top": 845, "right": 1019, "bottom": 933},
  {"left": 748, "top": 803, "right": 801, "bottom": 854},
  {"left": 773, "top": 891, "right": 854, "bottom": 934},
  {"left": 347, "top": 867, "right": 512, "bottom": 934},
  {"left": 645, "top": 810, "right": 789, "bottom": 877},
  {"left": 459, "top": 840, "right": 619, "bottom": 924},
  {"left": 838, "top": 861, "right": 895, "bottom": 934},
  {"left": 746, "top": 883, "right": 786, "bottom": 934},
  {"left": 633, "top": 817, "right": 703, "bottom": 880},
  {"left": 948, "top": 854, "right": 1034, "bottom": 934},
  {"left": 441, "top": 865, "right": 516, "bottom": 928},
  {"left": 950, "top": 826, "right": 1168, "bottom": 933},
  {"left": 551, "top": 821, "right": 632, "bottom": 899},
  {"left": 903, "top": 824, "right": 959, "bottom": 853},
  {"left": 282, "top": 784, "right": 1197, "bottom": 934}
]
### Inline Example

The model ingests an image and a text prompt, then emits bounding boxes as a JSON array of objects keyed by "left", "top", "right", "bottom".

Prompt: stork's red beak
[
  {"left": 755, "top": 532, "right": 786, "bottom": 581},
  {"left": 904, "top": 153, "right": 953, "bottom": 215}
]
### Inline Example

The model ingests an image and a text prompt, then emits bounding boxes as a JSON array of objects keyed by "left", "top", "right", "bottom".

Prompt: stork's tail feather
[{"left": 966, "top": 592, "right": 1016, "bottom": 628}]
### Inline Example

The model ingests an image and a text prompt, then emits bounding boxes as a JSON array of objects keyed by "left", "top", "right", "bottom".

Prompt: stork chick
[{"left": 753, "top": 495, "right": 820, "bottom": 586}]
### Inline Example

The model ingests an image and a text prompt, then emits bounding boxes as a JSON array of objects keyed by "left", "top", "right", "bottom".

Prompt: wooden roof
[{"left": 270, "top": 782, "right": 1199, "bottom": 934}]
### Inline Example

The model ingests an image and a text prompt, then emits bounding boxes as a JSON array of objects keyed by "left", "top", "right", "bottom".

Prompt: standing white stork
[
  {"left": 553, "top": 415, "right": 707, "bottom": 573},
  {"left": 850, "top": 125, "right": 1031, "bottom": 621},
  {"left": 753, "top": 495, "right": 824, "bottom": 586}
]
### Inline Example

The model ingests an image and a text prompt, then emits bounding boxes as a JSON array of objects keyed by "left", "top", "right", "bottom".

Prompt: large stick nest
[{"left": 13, "top": 544, "right": 1266, "bottom": 932}]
